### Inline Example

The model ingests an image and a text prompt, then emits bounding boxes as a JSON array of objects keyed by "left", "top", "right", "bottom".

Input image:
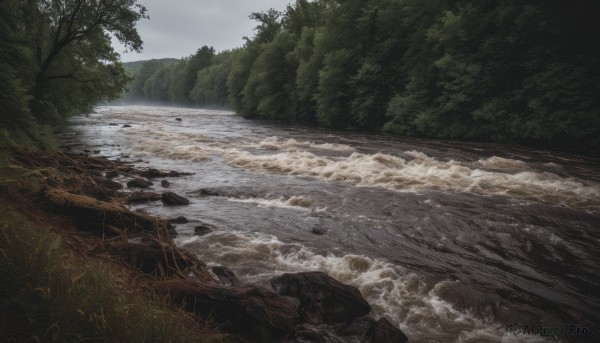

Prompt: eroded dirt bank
[{"left": 1, "top": 149, "right": 408, "bottom": 343}]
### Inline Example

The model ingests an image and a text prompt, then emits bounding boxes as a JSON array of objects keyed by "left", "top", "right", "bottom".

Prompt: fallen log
[
  {"left": 154, "top": 279, "right": 299, "bottom": 342},
  {"left": 44, "top": 188, "right": 173, "bottom": 237}
]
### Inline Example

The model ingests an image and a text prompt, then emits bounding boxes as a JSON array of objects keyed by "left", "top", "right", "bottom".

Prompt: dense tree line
[
  {"left": 0, "top": 0, "right": 146, "bottom": 146},
  {"left": 128, "top": 0, "right": 600, "bottom": 148}
]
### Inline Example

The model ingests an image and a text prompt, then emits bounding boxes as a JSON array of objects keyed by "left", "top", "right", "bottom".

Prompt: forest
[
  {"left": 124, "top": 0, "right": 600, "bottom": 149},
  {"left": 0, "top": 0, "right": 146, "bottom": 147}
]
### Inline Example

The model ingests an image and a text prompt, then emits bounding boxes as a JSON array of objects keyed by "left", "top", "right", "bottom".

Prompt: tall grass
[{"left": 0, "top": 208, "right": 229, "bottom": 342}]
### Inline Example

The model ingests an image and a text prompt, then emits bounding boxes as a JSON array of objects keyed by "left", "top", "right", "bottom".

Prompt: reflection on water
[{"left": 59, "top": 106, "right": 600, "bottom": 343}]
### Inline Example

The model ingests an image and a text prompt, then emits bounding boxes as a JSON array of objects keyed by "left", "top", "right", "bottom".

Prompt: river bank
[{"left": 0, "top": 148, "right": 408, "bottom": 342}]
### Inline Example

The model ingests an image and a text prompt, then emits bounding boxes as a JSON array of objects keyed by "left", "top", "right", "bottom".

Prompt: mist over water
[{"left": 59, "top": 106, "right": 600, "bottom": 342}]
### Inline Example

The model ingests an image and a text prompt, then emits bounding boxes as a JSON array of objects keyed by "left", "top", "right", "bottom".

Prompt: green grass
[{"left": 0, "top": 206, "right": 229, "bottom": 342}]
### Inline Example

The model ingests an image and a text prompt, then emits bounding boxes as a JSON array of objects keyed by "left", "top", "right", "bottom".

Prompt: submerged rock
[
  {"left": 162, "top": 191, "right": 190, "bottom": 205},
  {"left": 175, "top": 117, "right": 182, "bottom": 121},
  {"left": 139, "top": 168, "right": 192, "bottom": 178},
  {"left": 127, "top": 178, "right": 153, "bottom": 188},
  {"left": 194, "top": 224, "right": 213, "bottom": 236},
  {"left": 271, "top": 271, "right": 371, "bottom": 325},
  {"left": 311, "top": 227, "right": 326, "bottom": 235},
  {"left": 122, "top": 124, "right": 132, "bottom": 128}
]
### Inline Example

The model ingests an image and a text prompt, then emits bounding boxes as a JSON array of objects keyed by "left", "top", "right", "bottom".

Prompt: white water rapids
[{"left": 59, "top": 106, "right": 600, "bottom": 343}]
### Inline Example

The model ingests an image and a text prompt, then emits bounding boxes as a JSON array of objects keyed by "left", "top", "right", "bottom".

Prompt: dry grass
[
  {"left": 0, "top": 150, "right": 232, "bottom": 342},
  {"left": 0, "top": 203, "right": 230, "bottom": 343}
]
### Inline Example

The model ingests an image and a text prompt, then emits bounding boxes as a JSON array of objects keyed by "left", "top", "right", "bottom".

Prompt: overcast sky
[{"left": 112, "top": 0, "right": 290, "bottom": 62}]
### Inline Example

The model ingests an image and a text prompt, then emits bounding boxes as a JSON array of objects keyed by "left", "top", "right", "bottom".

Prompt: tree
[{"left": 28, "top": 0, "right": 148, "bottom": 119}]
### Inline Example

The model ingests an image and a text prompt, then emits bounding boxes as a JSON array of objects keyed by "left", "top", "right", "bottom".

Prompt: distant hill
[{"left": 122, "top": 58, "right": 180, "bottom": 75}]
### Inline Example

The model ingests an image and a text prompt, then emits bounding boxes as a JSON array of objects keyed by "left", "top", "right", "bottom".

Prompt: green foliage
[
  {"left": 316, "top": 49, "right": 356, "bottom": 127},
  {"left": 190, "top": 52, "right": 234, "bottom": 107},
  {"left": 0, "top": 0, "right": 148, "bottom": 148},
  {"left": 120, "top": 0, "right": 600, "bottom": 149},
  {"left": 244, "top": 32, "right": 298, "bottom": 119}
]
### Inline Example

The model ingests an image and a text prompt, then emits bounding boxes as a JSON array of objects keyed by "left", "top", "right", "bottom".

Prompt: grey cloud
[{"left": 114, "top": 0, "right": 289, "bottom": 62}]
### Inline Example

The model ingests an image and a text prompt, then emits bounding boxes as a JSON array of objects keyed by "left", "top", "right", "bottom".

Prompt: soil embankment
[{"left": 0, "top": 149, "right": 408, "bottom": 342}]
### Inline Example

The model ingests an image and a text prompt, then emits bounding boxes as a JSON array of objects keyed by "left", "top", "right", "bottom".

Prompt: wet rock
[
  {"left": 109, "top": 123, "right": 118, "bottom": 126},
  {"left": 138, "top": 169, "right": 193, "bottom": 178},
  {"left": 311, "top": 227, "right": 326, "bottom": 235},
  {"left": 194, "top": 225, "right": 212, "bottom": 236},
  {"left": 84, "top": 149, "right": 90, "bottom": 153},
  {"left": 93, "top": 150, "right": 100, "bottom": 154},
  {"left": 170, "top": 216, "right": 188, "bottom": 224},
  {"left": 197, "top": 188, "right": 222, "bottom": 196},
  {"left": 161, "top": 180, "right": 170, "bottom": 188},
  {"left": 271, "top": 272, "right": 371, "bottom": 325},
  {"left": 105, "top": 170, "right": 120, "bottom": 178},
  {"left": 212, "top": 266, "right": 241, "bottom": 286},
  {"left": 162, "top": 191, "right": 190, "bottom": 205},
  {"left": 122, "top": 124, "right": 132, "bottom": 128},
  {"left": 366, "top": 318, "right": 408, "bottom": 343},
  {"left": 126, "top": 191, "right": 162, "bottom": 204},
  {"left": 127, "top": 178, "right": 153, "bottom": 188},
  {"left": 175, "top": 118, "right": 182, "bottom": 121},
  {"left": 336, "top": 317, "right": 375, "bottom": 337},
  {"left": 154, "top": 279, "right": 299, "bottom": 342}
]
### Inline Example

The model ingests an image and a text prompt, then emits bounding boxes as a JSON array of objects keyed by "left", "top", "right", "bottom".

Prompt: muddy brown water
[{"left": 58, "top": 106, "right": 600, "bottom": 343}]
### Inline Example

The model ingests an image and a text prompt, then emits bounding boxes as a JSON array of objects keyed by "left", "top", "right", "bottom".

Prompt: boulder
[
  {"left": 271, "top": 272, "right": 371, "bottom": 325},
  {"left": 122, "top": 124, "right": 132, "bottom": 128},
  {"left": 160, "top": 180, "right": 170, "bottom": 188},
  {"left": 175, "top": 118, "right": 182, "bottom": 121},
  {"left": 127, "top": 178, "right": 153, "bottom": 188},
  {"left": 366, "top": 318, "right": 408, "bottom": 343},
  {"left": 170, "top": 216, "right": 188, "bottom": 224},
  {"left": 162, "top": 191, "right": 190, "bottom": 205},
  {"left": 194, "top": 224, "right": 213, "bottom": 236},
  {"left": 212, "top": 266, "right": 241, "bottom": 286},
  {"left": 154, "top": 279, "right": 299, "bottom": 342}
]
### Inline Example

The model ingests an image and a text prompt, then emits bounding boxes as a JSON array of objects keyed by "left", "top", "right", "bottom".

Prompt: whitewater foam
[
  {"left": 182, "top": 232, "right": 552, "bottom": 342},
  {"left": 227, "top": 195, "right": 313, "bottom": 210}
]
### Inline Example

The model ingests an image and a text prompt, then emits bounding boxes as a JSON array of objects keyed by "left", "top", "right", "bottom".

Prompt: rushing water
[{"left": 59, "top": 106, "right": 600, "bottom": 343}]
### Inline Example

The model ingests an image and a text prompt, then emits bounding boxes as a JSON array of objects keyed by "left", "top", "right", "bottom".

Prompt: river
[{"left": 58, "top": 105, "right": 600, "bottom": 343}]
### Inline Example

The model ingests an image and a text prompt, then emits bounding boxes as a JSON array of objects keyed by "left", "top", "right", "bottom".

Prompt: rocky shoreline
[{"left": 10, "top": 149, "right": 409, "bottom": 342}]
